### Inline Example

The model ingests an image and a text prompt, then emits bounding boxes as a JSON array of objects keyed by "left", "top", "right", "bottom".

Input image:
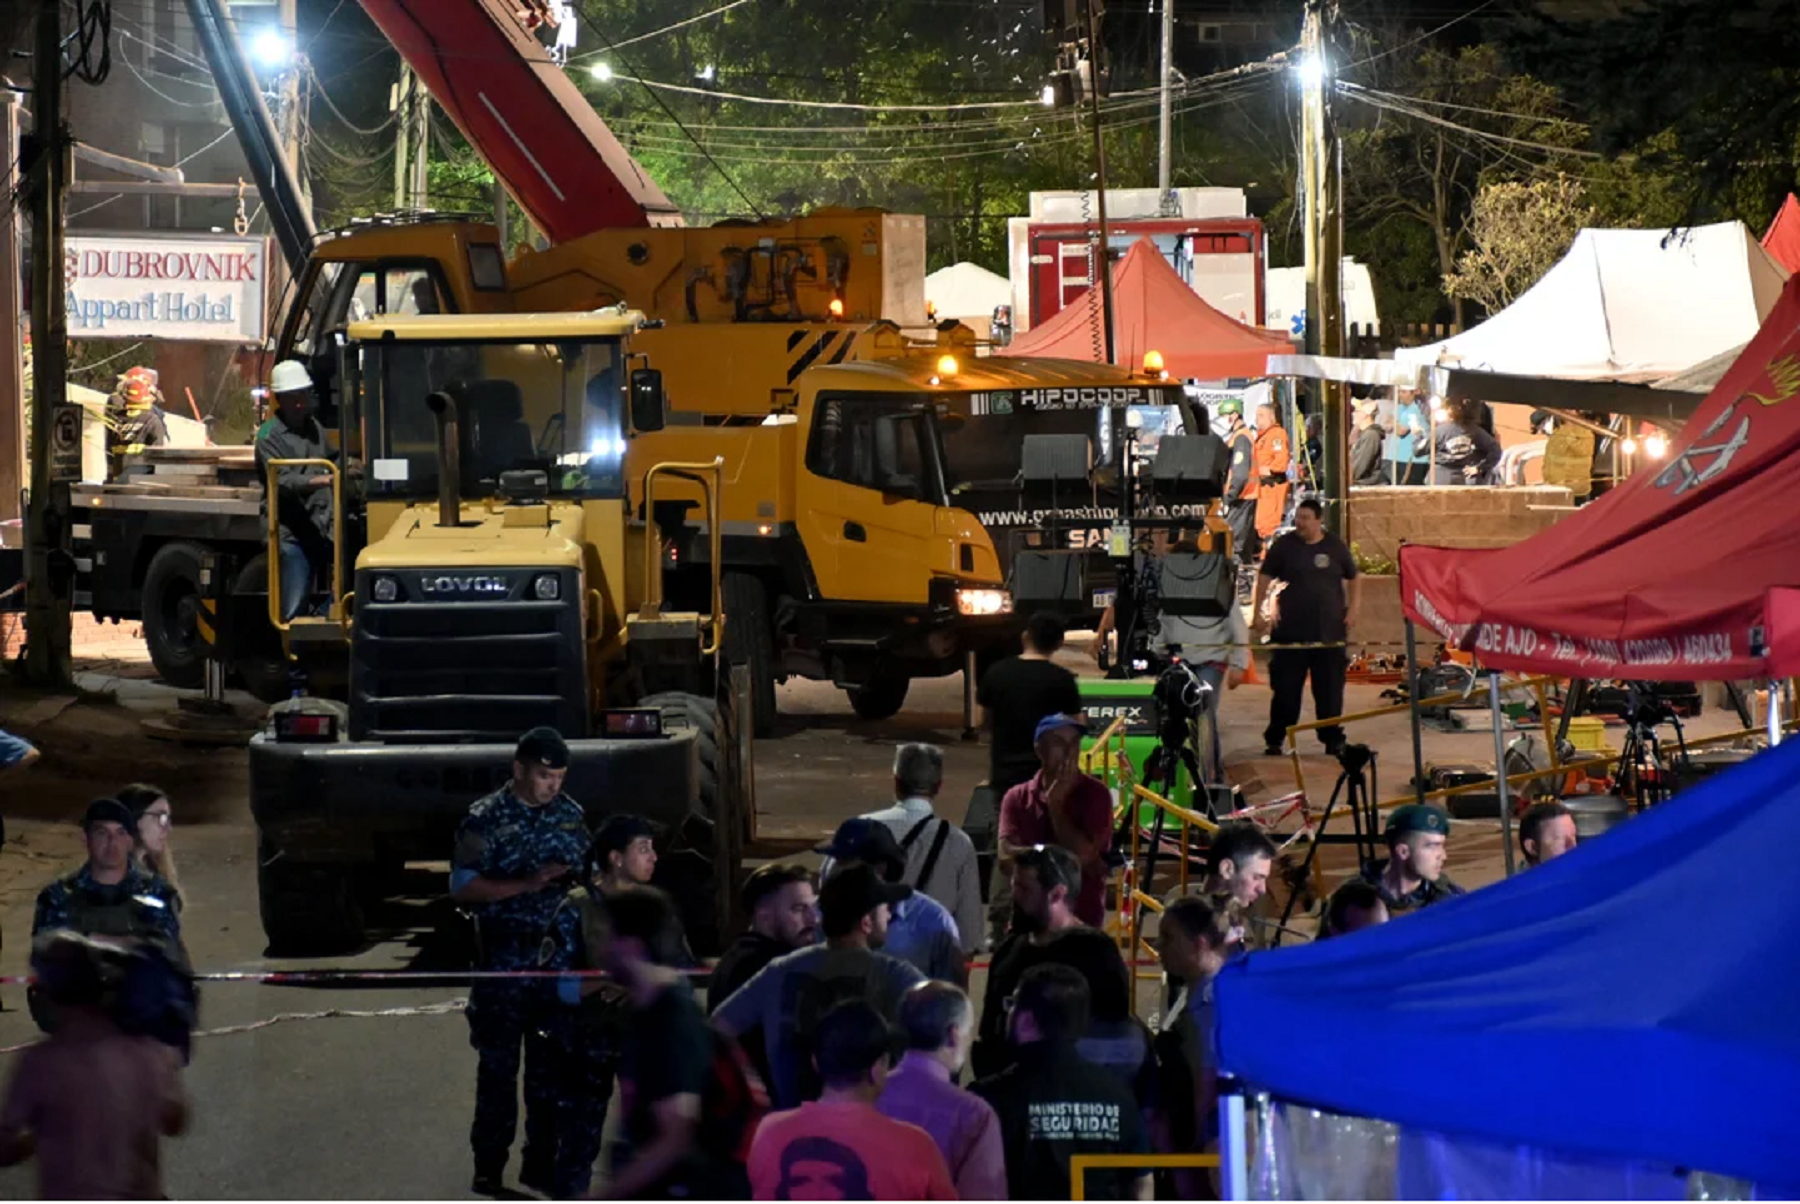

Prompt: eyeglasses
[{"left": 144, "top": 810, "right": 171, "bottom": 827}]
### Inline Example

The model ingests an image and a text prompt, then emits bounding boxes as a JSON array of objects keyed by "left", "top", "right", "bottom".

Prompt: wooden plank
[{"left": 69, "top": 489, "right": 260, "bottom": 518}]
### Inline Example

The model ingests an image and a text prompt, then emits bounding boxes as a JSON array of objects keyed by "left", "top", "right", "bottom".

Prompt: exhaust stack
[{"left": 425, "top": 391, "right": 462, "bottom": 527}]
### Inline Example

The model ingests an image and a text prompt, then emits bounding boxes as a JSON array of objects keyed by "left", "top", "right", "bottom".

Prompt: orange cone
[{"left": 1241, "top": 652, "right": 1263, "bottom": 686}]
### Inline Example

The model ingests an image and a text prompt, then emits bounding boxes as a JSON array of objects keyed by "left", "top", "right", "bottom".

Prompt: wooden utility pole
[
  {"left": 1299, "top": 0, "right": 1347, "bottom": 537},
  {"left": 1156, "top": 0, "right": 1174, "bottom": 196},
  {"left": 25, "top": 0, "right": 73, "bottom": 686},
  {"left": 392, "top": 64, "right": 411, "bottom": 209},
  {"left": 0, "top": 92, "right": 25, "bottom": 527},
  {"left": 411, "top": 72, "right": 430, "bottom": 208}
]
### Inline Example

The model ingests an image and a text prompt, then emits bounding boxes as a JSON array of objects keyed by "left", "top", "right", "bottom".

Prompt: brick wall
[
  {"left": 1347, "top": 485, "right": 1576, "bottom": 565},
  {"left": 0, "top": 614, "right": 144, "bottom": 660}
]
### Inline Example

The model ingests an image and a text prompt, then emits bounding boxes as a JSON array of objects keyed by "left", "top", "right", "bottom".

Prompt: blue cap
[{"left": 1034, "top": 713, "right": 1088, "bottom": 743}]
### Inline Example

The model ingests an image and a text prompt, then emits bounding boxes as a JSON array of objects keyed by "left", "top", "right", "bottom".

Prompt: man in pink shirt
[
  {"left": 878, "top": 981, "right": 1006, "bottom": 1200},
  {"left": 0, "top": 933, "right": 189, "bottom": 1200},
  {"left": 999, "top": 714, "right": 1115, "bottom": 927},
  {"left": 748, "top": 1000, "right": 955, "bottom": 1201}
]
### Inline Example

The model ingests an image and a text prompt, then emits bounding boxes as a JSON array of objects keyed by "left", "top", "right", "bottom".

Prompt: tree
[{"left": 1443, "top": 175, "right": 1593, "bottom": 313}]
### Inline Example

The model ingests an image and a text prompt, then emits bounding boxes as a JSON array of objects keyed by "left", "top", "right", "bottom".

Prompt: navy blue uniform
[{"left": 451, "top": 786, "right": 590, "bottom": 1185}]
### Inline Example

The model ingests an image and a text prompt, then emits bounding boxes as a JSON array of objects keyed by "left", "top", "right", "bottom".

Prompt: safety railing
[
  {"left": 639, "top": 456, "right": 726, "bottom": 657},
  {"left": 263, "top": 458, "right": 344, "bottom": 634},
  {"left": 1070, "top": 1153, "right": 1220, "bottom": 1201}
]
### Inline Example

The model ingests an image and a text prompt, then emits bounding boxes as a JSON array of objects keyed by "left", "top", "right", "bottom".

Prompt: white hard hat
[{"left": 269, "top": 360, "right": 313, "bottom": 394}]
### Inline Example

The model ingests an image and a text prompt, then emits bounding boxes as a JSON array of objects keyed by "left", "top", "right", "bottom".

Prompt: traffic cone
[{"left": 1242, "top": 650, "right": 1264, "bottom": 686}]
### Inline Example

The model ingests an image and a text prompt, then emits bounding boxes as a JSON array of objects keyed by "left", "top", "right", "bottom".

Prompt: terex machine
[{"left": 250, "top": 308, "right": 743, "bottom": 954}]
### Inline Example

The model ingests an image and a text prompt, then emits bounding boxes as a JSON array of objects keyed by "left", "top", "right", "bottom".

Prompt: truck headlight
[
  {"left": 534, "top": 574, "right": 561, "bottom": 601},
  {"left": 371, "top": 575, "right": 399, "bottom": 603},
  {"left": 955, "top": 587, "right": 1012, "bottom": 616}
]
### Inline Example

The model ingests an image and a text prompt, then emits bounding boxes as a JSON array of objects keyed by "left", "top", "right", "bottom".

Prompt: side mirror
[{"left": 630, "top": 367, "right": 666, "bottom": 432}]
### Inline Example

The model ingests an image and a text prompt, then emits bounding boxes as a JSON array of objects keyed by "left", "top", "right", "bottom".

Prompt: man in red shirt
[
  {"left": 748, "top": 1000, "right": 955, "bottom": 1201},
  {"left": 999, "top": 714, "right": 1115, "bottom": 928}
]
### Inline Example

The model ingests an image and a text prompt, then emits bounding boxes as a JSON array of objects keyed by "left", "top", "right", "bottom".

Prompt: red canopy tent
[
  {"left": 1400, "top": 274, "right": 1800, "bottom": 681},
  {"left": 1763, "top": 194, "right": 1800, "bottom": 275},
  {"left": 999, "top": 238, "right": 1292, "bottom": 379}
]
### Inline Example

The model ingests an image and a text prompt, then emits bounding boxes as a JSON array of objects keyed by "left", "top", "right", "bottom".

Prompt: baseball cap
[
  {"left": 1386, "top": 803, "right": 1451, "bottom": 838},
  {"left": 593, "top": 813, "right": 656, "bottom": 857},
  {"left": 1034, "top": 713, "right": 1088, "bottom": 743},
  {"left": 819, "top": 862, "right": 911, "bottom": 934},
  {"left": 815, "top": 817, "right": 905, "bottom": 875},
  {"left": 514, "top": 726, "right": 570, "bottom": 770},
  {"left": 812, "top": 999, "right": 897, "bottom": 1083},
  {"left": 81, "top": 798, "right": 138, "bottom": 837}
]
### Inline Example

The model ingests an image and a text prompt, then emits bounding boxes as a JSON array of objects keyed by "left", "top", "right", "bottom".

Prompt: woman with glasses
[{"left": 116, "top": 783, "right": 184, "bottom": 912}]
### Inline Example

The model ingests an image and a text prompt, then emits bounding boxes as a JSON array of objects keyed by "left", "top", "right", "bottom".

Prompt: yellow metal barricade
[{"left": 1070, "top": 1153, "right": 1220, "bottom": 1201}]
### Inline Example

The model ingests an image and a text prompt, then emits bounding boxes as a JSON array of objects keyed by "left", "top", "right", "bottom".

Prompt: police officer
[
  {"left": 1358, "top": 803, "right": 1466, "bottom": 915},
  {"left": 33, "top": 799, "right": 183, "bottom": 954},
  {"left": 450, "top": 727, "right": 591, "bottom": 1197},
  {"left": 255, "top": 360, "right": 337, "bottom": 621}
]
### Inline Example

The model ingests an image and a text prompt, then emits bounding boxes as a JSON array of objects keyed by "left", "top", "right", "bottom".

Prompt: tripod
[
  {"left": 1274, "top": 744, "right": 1382, "bottom": 946},
  {"left": 1616, "top": 691, "right": 1689, "bottom": 811}
]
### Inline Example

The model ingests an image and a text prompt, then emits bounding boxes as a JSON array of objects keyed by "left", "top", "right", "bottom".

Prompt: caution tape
[{"left": 0, "top": 1000, "right": 468, "bottom": 1057}]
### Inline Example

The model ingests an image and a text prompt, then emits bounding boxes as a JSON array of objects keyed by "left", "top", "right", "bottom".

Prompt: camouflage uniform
[
  {"left": 33, "top": 864, "right": 184, "bottom": 951},
  {"left": 452, "top": 786, "right": 590, "bottom": 1186},
  {"left": 538, "top": 885, "right": 631, "bottom": 1199},
  {"left": 1357, "top": 859, "right": 1466, "bottom": 915}
]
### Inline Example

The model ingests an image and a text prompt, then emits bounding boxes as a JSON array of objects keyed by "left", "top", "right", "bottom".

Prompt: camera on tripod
[{"left": 1151, "top": 655, "right": 1211, "bottom": 747}]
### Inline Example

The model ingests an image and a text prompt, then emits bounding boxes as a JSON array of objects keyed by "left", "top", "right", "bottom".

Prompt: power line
[
  {"left": 1341, "top": 0, "right": 1503, "bottom": 72},
  {"left": 1343, "top": 87, "right": 1600, "bottom": 159},
  {"left": 583, "top": 0, "right": 760, "bottom": 56}
]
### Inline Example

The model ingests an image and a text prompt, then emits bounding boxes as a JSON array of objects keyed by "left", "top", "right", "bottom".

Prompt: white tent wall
[
  {"left": 1397, "top": 222, "right": 1789, "bottom": 382},
  {"left": 923, "top": 262, "right": 1011, "bottom": 340}
]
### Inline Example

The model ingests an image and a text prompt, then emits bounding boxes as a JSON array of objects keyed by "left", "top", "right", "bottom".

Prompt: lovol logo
[{"left": 419, "top": 574, "right": 509, "bottom": 597}]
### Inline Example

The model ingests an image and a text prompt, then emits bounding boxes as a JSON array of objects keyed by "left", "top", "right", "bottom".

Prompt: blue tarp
[{"left": 1213, "top": 738, "right": 1800, "bottom": 1189}]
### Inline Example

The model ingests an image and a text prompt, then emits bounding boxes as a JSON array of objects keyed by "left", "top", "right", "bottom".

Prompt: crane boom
[{"left": 357, "top": 0, "right": 683, "bottom": 240}]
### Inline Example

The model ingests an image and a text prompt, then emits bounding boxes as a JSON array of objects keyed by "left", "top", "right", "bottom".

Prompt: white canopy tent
[
  {"left": 924, "top": 262, "right": 1011, "bottom": 321},
  {"left": 1395, "top": 221, "right": 1788, "bottom": 382}
]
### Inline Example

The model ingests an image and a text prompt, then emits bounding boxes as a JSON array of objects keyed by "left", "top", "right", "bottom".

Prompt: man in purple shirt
[{"left": 877, "top": 980, "right": 1007, "bottom": 1201}]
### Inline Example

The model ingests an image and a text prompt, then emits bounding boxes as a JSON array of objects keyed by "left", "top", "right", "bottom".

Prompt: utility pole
[
  {"left": 1157, "top": 0, "right": 1175, "bottom": 197},
  {"left": 0, "top": 92, "right": 25, "bottom": 527},
  {"left": 1299, "top": 0, "right": 1347, "bottom": 537},
  {"left": 25, "top": 0, "right": 73, "bottom": 686},
  {"left": 410, "top": 74, "right": 430, "bottom": 209},
  {"left": 391, "top": 64, "right": 411, "bottom": 209},
  {"left": 1082, "top": 0, "right": 1117, "bottom": 365},
  {"left": 494, "top": 180, "right": 509, "bottom": 250}
]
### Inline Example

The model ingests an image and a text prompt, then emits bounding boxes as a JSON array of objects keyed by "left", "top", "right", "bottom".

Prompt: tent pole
[
  {"left": 1490, "top": 670, "right": 1516, "bottom": 876},
  {"left": 1405, "top": 618, "right": 1427, "bottom": 804},
  {"left": 1768, "top": 678, "right": 1783, "bottom": 747},
  {"left": 1220, "top": 1088, "right": 1250, "bottom": 1200}
]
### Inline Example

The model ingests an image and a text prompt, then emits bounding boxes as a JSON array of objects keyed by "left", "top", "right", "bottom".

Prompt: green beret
[{"left": 1386, "top": 803, "right": 1450, "bottom": 838}]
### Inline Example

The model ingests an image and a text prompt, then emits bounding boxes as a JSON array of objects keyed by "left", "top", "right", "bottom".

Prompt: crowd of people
[
  {"left": 1347, "top": 388, "right": 1502, "bottom": 487},
  {"left": 0, "top": 609, "right": 1597, "bottom": 1202}
]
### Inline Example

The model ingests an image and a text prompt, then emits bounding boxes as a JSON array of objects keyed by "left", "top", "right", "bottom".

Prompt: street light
[
  {"left": 1292, "top": 52, "right": 1327, "bottom": 87},
  {"left": 250, "top": 28, "right": 293, "bottom": 69},
  {"left": 589, "top": 61, "right": 613, "bottom": 82}
]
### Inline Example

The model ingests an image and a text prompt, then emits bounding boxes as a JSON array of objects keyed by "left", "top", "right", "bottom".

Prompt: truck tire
[
  {"left": 640, "top": 691, "right": 724, "bottom": 954},
  {"left": 256, "top": 839, "right": 367, "bottom": 955},
  {"left": 722, "top": 573, "right": 778, "bottom": 738},
  {"left": 847, "top": 673, "right": 910, "bottom": 722},
  {"left": 232, "top": 555, "right": 293, "bottom": 704},
  {"left": 141, "top": 541, "right": 209, "bottom": 689}
]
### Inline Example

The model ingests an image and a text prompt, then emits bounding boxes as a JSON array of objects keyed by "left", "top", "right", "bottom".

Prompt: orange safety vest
[{"left": 1253, "top": 425, "right": 1290, "bottom": 538}]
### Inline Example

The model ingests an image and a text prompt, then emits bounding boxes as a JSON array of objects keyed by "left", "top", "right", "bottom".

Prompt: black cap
[
  {"left": 515, "top": 726, "right": 570, "bottom": 770},
  {"left": 593, "top": 813, "right": 657, "bottom": 858},
  {"left": 815, "top": 818, "right": 905, "bottom": 878},
  {"left": 81, "top": 798, "right": 138, "bottom": 837},
  {"left": 812, "top": 999, "right": 896, "bottom": 1084},
  {"left": 819, "top": 862, "right": 911, "bottom": 935}
]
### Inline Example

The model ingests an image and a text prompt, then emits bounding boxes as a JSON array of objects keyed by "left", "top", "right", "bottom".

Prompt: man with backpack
[
  {"left": 712, "top": 864, "right": 924, "bottom": 1110},
  {"left": 602, "top": 887, "right": 766, "bottom": 1199},
  {"left": 815, "top": 819, "right": 964, "bottom": 984},
  {"left": 819, "top": 743, "right": 984, "bottom": 954}
]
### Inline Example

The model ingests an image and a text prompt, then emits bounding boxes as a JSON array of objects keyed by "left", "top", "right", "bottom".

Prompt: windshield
[
  {"left": 939, "top": 390, "right": 1195, "bottom": 494},
  {"left": 360, "top": 337, "right": 628, "bottom": 499}
]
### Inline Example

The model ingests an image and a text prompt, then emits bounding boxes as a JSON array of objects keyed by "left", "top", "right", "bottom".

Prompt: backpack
[{"left": 699, "top": 1025, "right": 769, "bottom": 1166}]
